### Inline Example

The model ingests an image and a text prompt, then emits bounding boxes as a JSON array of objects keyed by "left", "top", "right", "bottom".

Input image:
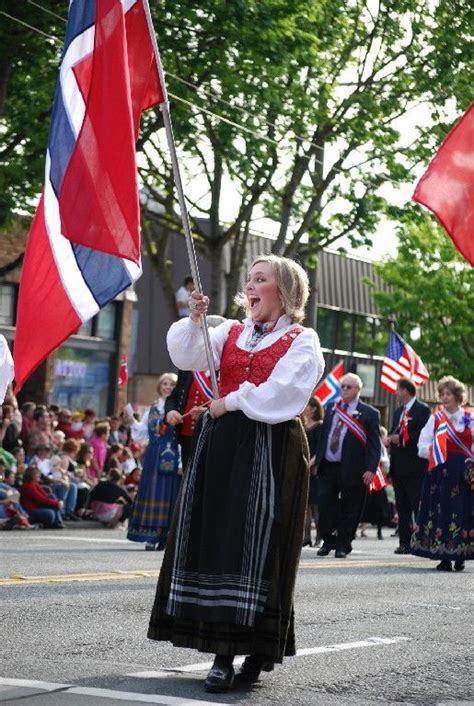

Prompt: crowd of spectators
[{"left": 0, "top": 388, "right": 143, "bottom": 531}]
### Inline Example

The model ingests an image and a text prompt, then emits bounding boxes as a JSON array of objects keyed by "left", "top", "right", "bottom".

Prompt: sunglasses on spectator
[{"left": 341, "top": 384, "right": 355, "bottom": 389}]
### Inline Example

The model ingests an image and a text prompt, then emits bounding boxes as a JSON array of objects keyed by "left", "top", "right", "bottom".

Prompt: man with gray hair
[{"left": 314, "top": 373, "right": 381, "bottom": 557}]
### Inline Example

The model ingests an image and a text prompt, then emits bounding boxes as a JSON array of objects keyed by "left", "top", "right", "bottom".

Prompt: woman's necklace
[{"left": 246, "top": 320, "right": 278, "bottom": 351}]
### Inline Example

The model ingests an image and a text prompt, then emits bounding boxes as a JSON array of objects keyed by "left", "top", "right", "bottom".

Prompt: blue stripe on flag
[
  {"left": 72, "top": 245, "right": 132, "bottom": 309},
  {"left": 63, "top": 0, "right": 96, "bottom": 55}
]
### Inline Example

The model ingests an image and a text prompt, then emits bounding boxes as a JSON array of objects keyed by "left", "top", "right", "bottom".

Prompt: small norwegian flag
[
  {"left": 118, "top": 355, "right": 128, "bottom": 387},
  {"left": 368, "top": 465, "right": 387, "bottom": 494},
  {"left": 314, "top": 362, "right": 344, "bottom": 408}
]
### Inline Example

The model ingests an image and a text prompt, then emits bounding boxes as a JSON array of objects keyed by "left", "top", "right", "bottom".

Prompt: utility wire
[{"left": 1, "top": 6, "right": 419, "bottom": 188}]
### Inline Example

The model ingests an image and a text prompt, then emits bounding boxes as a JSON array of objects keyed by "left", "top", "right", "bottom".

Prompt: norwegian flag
[
  {"left": 380, "top": 330, "right": 429, "bottom": 394},
  {"left": 14, "top": 0, "right": 166, "bottom": 391},
  {"left": 368, "top": 465, "right": 387, "bottom": 494},
  {"left": 314, "top": 362, "right": 344, "bottom": 407},
  {"left": 428, "top": 412, "right": 448, "bottom": 471},
  {"left": 118, "top": 354, "right": 128, "bottom": 387}
]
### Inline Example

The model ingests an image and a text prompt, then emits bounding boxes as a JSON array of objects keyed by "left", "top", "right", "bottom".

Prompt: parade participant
[
  {"left": 147, "top": 255, "right": 324, "bottom": 694},
  {"left": 126, "top": 373, "right": 181, "bottom": 551},
  {"left": 412, "top": 376, "right": 473, "bottom": 572},
  {"left": 165, "top": 315, "right": 226, "bottom": 469},
  {"left": 314, "top": 373, "right": 381, "bottom": 558},
  {"left": 387, "top": 378, "right": 430, "bottom": 554},
  {"left": 302, "top": 396, "right": 324, "bottom": 547}
]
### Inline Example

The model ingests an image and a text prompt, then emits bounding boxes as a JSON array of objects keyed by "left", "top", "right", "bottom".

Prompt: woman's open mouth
[{"left": 249, "top": 296, "right": 261, "bottom": 310}]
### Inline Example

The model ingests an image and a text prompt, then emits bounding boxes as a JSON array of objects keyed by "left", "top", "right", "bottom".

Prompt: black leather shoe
[
  {"left": 335, "top": 549, "right": 347, "bottom": 558},
  {"left": 436, "top": 560, "right": 452, "bottom": 572},
  {"left": 394, "top": 545, "right": 410, "bottom": 554},
  {"left": 234, "top": 656, "right": 274, "bottom": 685},
  {"left": 204, "top": 664, "right": 235, "bottom": 693},
  {"left": 454, "top": 560, "right": 465, "bottom": 572},
  {"left": 317, "top": 543, "right": 331, "bottom": 556}
]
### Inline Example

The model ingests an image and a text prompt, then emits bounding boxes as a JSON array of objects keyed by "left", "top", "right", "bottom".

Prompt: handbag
[{"left": 158, "top": 442, "right": 177, "bottom": 474}]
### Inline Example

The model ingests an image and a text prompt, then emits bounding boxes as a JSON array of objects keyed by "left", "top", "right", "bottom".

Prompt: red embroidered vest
[
  {"left": 219, "top": 323, "right": 303, "bottom": 397},
  {"left": 181, "top": 378, "right": 209, "bottom": 437}
]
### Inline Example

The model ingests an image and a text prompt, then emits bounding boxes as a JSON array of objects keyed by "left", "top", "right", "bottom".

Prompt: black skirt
[{"left": 147, "top": 410, "right": 309, "bottom": 661}]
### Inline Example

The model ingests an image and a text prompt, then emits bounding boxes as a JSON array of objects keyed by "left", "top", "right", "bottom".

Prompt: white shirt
[
  {"left": 418, "top": 407, "right": 474, "bottom": 459},
  {"left": 166, "top": 315, "right": 325, "bottom": 424},
  {"left": 175, "top": 286, "right": 191, "bottom": 318},
  {"left": 404, "top": 396, "right": 416, "bottom": 413}
]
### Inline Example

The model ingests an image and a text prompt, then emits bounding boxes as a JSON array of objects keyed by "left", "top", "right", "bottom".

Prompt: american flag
[{"left": 380, "top": 330, "right": 429, "bottom": 394}]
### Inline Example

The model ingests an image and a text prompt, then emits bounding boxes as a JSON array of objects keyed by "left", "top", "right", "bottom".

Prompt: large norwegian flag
[
  {"left": 14, "top": 0, "right": 165, "bottom": 391},
  {"left": 380, "top": 330, "right": 429, "bottom": 394},
  {"left": 314, "top": 362, "right": 344, "bottom": 407},
  {"left": 413, "top": 102, "right": 474, "bottom": 266}
]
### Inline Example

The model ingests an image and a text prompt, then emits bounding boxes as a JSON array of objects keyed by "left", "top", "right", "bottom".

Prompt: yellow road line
[{"left": 0, "top": 558, "right": 425, "bottom": 587}]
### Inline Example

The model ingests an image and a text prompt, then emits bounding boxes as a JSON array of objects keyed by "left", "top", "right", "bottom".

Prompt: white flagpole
[{"left": 142, "top": 0, "right": 219, "bottom": 399}]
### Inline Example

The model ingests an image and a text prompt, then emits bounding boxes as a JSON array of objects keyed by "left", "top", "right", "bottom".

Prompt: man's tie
[{"left": 329, "top": 403, "right": 348, "bottom": 454}]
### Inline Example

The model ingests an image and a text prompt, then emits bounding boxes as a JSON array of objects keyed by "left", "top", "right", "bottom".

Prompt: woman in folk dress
[
  {"left": 412, "top": 376, "right": 473, "bottom": 572},
  {"left": 147, "top": 255, "right": 324, "bottom": 693}
]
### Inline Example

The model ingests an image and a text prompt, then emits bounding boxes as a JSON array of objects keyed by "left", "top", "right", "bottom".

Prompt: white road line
[
  {"left": 0, "top": 678, "right": 226, "bottom": 706},
  {"left": 130, "top": 635, "right": 411, "bottom": 676},
  {"left": 7, "top": 534, "right": 132, "bottom": 544}
]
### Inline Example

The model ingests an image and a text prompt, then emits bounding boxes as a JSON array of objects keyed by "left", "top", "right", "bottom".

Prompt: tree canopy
[
  {"left": 370, "top": 211, "right": 474, "bottom": 384},
  {"left": 0, "top": 0, "right": 473, "bottom": 319}
]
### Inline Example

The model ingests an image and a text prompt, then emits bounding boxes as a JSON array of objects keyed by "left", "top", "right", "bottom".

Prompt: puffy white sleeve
[
  {"left": 130, "top": 408, "right": 150, "bottom": 445},
  {"left": 224, "top": 328, "right": 325, "bottom": 424},
  {"left": 418, "top": 414, "right": 435, "bottom": 459},
  {"left": 166, "top": 317, "right": 236, "bottom": 371}
]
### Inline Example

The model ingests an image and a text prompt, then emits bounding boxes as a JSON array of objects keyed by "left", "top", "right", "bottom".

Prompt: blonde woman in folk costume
[
  {"left": 126, "top": 373, "right": 181, "bottom": 551},
  {"left": 147, "top": 255, "right": 324, "bottom": 693}
]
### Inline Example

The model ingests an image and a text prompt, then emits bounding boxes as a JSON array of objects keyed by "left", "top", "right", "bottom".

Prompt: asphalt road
[{"left": 1, "top": 524, "right": 473, "bottom": 705}]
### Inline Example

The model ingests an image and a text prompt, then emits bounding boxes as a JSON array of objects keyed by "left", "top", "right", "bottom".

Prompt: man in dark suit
[
  {"left": 315, "top": 373, "right": 381, "bottom": 558},
  {"left": 387, "top": 377, "right": 430, "bottom": 554}
]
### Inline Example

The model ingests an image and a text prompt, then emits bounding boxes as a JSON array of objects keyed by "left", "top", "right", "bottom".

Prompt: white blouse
[
  {"left": 130, "top": 399, "right": 165, "bottom": 444},
  {"left": 166, "top": 315, "right": 325, "bottom": 424},
  {"left": 418, "top": 407, "right": 474, "bottom": 459}
]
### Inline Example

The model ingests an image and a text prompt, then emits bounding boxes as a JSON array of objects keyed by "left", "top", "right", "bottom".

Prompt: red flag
[
  {"left": 368, "top": 466, "right": 387, "bottom": 494},
  {"left": 60, "top": 0, "right": 166, "bottom": 265},
  {"left": 118, "top": 355, "right": 128, "bottom": 387},
  {"left": 413, "top": 103, "right": 474, "bottom": 266}
]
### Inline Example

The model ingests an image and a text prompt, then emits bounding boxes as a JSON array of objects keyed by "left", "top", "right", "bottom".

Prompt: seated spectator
[
  {"left": 49, "top": 455, "right": 80, "bottom": 521},
  {"left": 0, "top": 467, "right": 31, "bottom": 529},
  {"left": 128, "top": 441, "right": 143, "bottom": 470},
  {"left": 27, "top": 409, "right": 53, "bottom": 457},
  {"left": 125, "top": 466, "right": 141, "bottom": 491},
  {"left": 104, "top": 443, "right": 124, "bottom": 476},
  {"left": 52, "top": 429, "right": 66, "bottom": 452},
  {"left": 76, "top": 442, "right": 97, "bottom": 487},
  {"left": 19, "top": 466, "right": 65, "bottom": 528},
  {"left": 1, "top": 403, "right": 21, "bottom": 452},
  {"left": 48, "top": 404, "right": 59, "bottom": 430},
  {"left": 30, "top": 443, "right": 52, "bottom": 478},
  {"left": 20, "top": 402, "right": 36, "bottom": 452},
  {"left": 120, "top": 446, "right": 136, "bottom": 476},
  {"left": 11, "top": 447, "right": 26, "bottom": 485},
  {"left": 63, "top": 439, "right": 91, "bottom": 516},
  {"left": 90, "top": 423, "right": 110, "bottom": 480},
  {"left": 82, "top": 408, "right": 97, "bottom": 441},
  {"left": 108, "top": 416, "right": 122, "bottom": 445},
  {"left": 88, "top": 468, "right": 132, "bottom": 528}
]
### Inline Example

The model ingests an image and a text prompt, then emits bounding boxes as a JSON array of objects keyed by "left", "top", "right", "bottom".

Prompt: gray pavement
[{"left": 1, "top": 524, "right": 473, "bottom": 705}]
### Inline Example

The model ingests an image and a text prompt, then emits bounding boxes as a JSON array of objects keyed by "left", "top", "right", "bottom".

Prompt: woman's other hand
[
  {"left": 209, "top": 398, "right": 227, "bottom": 419},
  {"left": 166, "top": 410, "right": 183, "bottom": 426}
]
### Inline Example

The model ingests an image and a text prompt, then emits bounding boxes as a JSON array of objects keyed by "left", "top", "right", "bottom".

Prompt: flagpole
[{"left": 142, "top": 0, "right": 219, "bottom": 399}]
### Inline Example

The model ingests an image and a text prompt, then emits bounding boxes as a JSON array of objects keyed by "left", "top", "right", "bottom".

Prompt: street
[{"left": 1, "top": 526, "right": 472, "bottom": 706}]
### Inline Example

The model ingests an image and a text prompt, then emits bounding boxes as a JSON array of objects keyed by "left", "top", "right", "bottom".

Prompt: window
[
  {"left": 354, "top": 316, "right": 375, "bottom": 355},
  {"left": 96, "top": 303, "right": 116, "bottom": 339},
  {"left": 317, "top": 308, "right": 337, "bottom": 349},
  {"left": 0, "top": 285, "right": 15, "bottom": 326},
  {"left": 336, "top": 312, "right": 354, "bottom": 351}
]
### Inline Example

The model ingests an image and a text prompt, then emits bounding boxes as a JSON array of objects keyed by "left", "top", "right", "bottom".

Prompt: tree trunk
[
  {"left": 0, "top": 58, "right": 12, "bottom": 119},
  {"left": 208, "top": 243, "right": 225, "bottom": 314}
]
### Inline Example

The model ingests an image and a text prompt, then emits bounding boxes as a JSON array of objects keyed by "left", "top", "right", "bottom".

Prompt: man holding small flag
[{"left": 386, "top": 378, "right": 430, "bottom": 555}]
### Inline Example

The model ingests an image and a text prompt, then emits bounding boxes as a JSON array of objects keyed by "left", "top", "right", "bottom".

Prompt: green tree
[
  {"left": 1, "top": 1, "right": 473, "bottom": 321},
  {"left": 369, "top": 212, "right": 474, "bottom": 384}
]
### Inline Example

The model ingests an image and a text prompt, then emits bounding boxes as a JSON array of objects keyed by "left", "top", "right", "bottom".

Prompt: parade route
[{"left": 1, "top": 527, "right": 473, "bottom": 705}]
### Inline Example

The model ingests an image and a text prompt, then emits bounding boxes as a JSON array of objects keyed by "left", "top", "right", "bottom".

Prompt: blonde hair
[
  {"left": 235, "top": 254, "right": 309, "bottom": 323},
  {"left": 157, "top": 372, "right": 177, "bottom": 396},
  {"left": 437, "top": 375, "right": 466, "bottom": 405}
]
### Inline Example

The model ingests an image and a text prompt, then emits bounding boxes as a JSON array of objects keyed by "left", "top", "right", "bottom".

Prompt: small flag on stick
[
  {"left": 314, "top": 362, "right": 344, "bottom": 407},
  {"left": 380, "top": 330, "right": 429, "bottom": 394},
  {"left": 118, "top": 355, "right": 128, "bottom": 387}
]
